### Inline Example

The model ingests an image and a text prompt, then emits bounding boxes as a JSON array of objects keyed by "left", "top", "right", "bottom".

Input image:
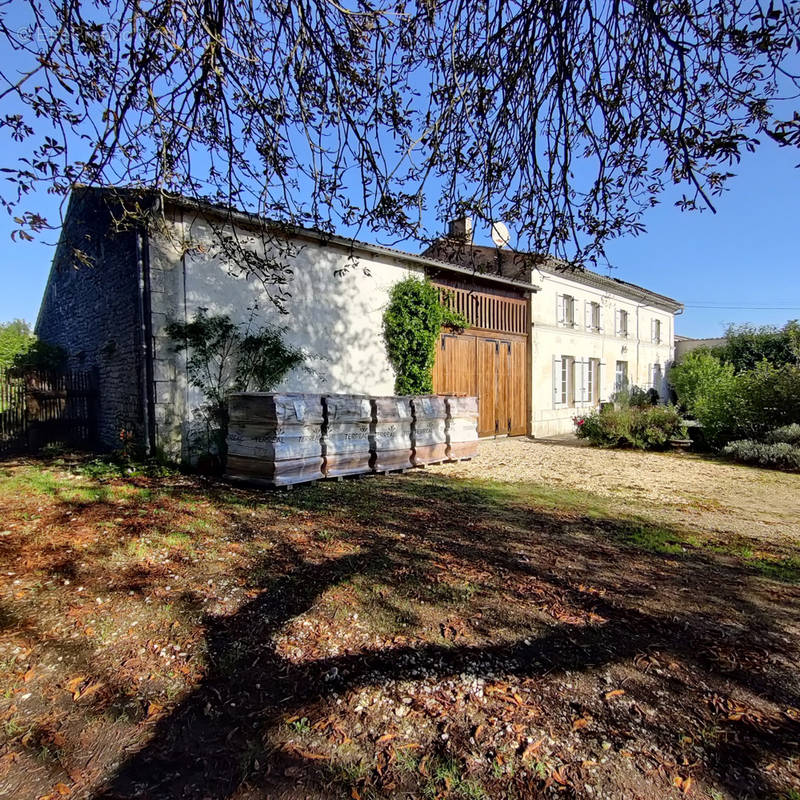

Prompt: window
[
  {"left": 615, "top": 360, "right": 628, "bottom": 393},
  {"left": 616, "top": 309, "right": 629, "bottom": 337},
  {"left": 553, "top": 355, "right": 575, "bottom": 407},
  {"left": 652, "top": 318, "right": 662, "bottom": 344},
  {"left": 557, "top": 294, "right": 576, "bottom": 327},
  {"left": 585, "top": 301, "right": 602, "bottom": 332},
  {"left": 570, "top": 359, "right": 602, "bottom": 406}
]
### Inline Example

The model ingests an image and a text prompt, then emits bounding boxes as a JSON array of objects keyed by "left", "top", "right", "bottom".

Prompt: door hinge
[
  {"left": 494, "top": 418, "right": 499, "bottom": 434},
  {"left": 441, "top": 336, "right": 446, "bottom": 350},
  {"left": 508, "top": 417, "right": 511, "bottom": 433},
  {"left": 495, "top": 341, "right": 499, "bottom": 353}
]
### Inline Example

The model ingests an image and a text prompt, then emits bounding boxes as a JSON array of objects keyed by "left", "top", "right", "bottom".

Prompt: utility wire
[{"left": 683, "top": 304, "right": 800, "bottom": 310}]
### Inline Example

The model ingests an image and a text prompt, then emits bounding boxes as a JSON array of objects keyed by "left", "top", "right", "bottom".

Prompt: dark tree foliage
[
  {"left": 1, "top": 0, "right": 799, "bottom": 273},
  {"left": 710, "top": 320, "right": 800, "bottom": 371}
]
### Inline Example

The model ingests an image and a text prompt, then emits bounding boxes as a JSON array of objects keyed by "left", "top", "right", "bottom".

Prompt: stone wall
[{"left": 35, "top": 189, "right": 144, "bottom": 450}]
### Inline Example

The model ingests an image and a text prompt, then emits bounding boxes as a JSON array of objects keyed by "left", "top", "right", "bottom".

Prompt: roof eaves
[
  {"left": 163, "top": 195, "right": 539, "bottom": 293},
  {"left": 536, "top": 261, "right": 683, "bottom": 312}
]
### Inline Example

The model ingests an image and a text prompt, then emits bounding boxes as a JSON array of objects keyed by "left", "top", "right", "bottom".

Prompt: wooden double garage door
[{"left": 433, "top": 332, "right": 527, "bottom": 438}]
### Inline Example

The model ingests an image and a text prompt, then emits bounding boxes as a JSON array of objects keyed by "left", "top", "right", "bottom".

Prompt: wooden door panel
[
  {"left": 433, "top": 335, "right": 477, "bottom": 396},
  {"left": 477, "top": 338, "right": 497, "bottom": 437},
  {"left": 509, "top": 339, "right": 527, "bottom": 435},
  {"left": 496, "top": 340, "right": 509, "bottom": 435},
  {"left": 433, "top": 331, "right": 527, "bottom": 438}
]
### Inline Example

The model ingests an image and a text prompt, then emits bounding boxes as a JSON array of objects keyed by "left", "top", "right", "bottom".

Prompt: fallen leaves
[
  {"left": 708, "top": 693, "right": 778, "bottom": 731},
  {"left": 673, "top": 775, "right": 693, "bottom": 793},
  {"left": 572, "top": 714, "right": 591, "bottom": 731}
]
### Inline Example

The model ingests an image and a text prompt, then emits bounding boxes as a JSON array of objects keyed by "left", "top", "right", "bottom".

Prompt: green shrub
[
  {"left": 722, "top": 440, "right": 800, "bottom": 472},
  {"left": 575, "top": 405, "right": 685, "bottom": 450},
  {"left": 732, "top": 361, "right": 800, "bottom": 439},
  {"left": 764, "top": 424, "right": 800, "bottom": 445},
  {"left": 669, "top": 350, "right": 736, "bottom": 417},
  {"left": 0, "top": 319, "right": 34, "bottom": 369},
  {"left": 671, "top": 354, "right": 800, "bottom": 449},
  {"left": 382, "top": 277, "right": 467, "bottom": 395}
]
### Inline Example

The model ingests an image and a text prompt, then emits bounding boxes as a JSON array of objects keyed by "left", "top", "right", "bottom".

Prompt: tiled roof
[{"left": 423, "top": 240, "right": 683, "bottom": 312}]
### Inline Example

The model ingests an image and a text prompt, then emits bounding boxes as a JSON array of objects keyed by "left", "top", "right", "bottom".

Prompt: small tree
[
  {"left": 669, "top": 350, "right": 736, "bottom": 417},
  {"left": 0, "top": 320, "right": 66, "bottom": 373},
  {"left": 166, "top": 310, "right": 306, "bottom": 461},
  {"left": 0, "top": 320, "right": 35, "bottom": 369},
  {"left": 382, "top": 278, "right": 467, "bottom": 395}
]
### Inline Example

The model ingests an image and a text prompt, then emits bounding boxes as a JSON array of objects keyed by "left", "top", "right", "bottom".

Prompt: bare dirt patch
[{"left": 0, "top": 454, "right": 798, "bottom": 800}]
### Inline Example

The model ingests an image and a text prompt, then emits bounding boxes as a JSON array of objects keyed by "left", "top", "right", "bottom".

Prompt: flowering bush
[{"left": 574, "top": 405, "right": 685, "bottom": 450}]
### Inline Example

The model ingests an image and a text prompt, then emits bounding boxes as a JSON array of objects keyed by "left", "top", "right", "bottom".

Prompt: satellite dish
[{"left": 491, "top": 221, "right": 511, "bottom": 249}]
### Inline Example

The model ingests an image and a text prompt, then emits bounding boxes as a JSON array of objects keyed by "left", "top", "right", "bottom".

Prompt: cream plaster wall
[
  {"left": 529, "top": 270, "right": 677, "bottom": 437},
  {"left": 147, "top": 209, "right": 420, "bottom": 459}
]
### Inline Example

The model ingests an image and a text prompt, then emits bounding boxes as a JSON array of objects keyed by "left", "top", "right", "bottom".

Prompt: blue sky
[
  {"left": 3, "top": 137, "right": 797, "bottom": 339},
  {"left": 1, "top": 1, "right": 798, "bottom": 339}
]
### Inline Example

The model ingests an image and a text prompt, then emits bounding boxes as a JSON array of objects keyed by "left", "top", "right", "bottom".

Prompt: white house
[{"left": 36, "top": 190, "right": 682, "bottom": 458}]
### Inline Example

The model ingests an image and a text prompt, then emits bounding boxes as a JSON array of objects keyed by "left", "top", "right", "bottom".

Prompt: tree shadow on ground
[{"left": 84, "top": 472, "right": 800, "bottom": 800}]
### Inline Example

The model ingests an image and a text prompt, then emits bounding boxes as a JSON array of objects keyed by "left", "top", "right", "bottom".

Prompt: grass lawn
[{"left": 0, "top": 454, "right": 798, "bottom": 800}]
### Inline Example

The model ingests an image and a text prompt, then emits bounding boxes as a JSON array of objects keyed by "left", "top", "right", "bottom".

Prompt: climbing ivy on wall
[{"left": 382, "top": 277, "right": 467, "bottom": 395}]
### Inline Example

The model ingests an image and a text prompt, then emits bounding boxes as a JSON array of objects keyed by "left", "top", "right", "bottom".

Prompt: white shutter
[
  {"left": 598, "top": 307, "right": 604, "bottom": 333},
  {"left": 556, "top": 294, "right": 565, "bottom": 325},
  {"left": 585, "top": 302, "right": 592, "bottom": 330},
  {"left": 615, "top": 309, "right": 621, "bottom": 336},
  {"left": 599, "top": 361, "right": 606, "bottom": 401},
  {"left": 581, "top": 360, "right": 590, "bottom": 403},
  {"left": 651, "top": 319, "right": 657, "bottom": 343},
  {"left": 553, "top": 356, "right": 562, "bottom": 407}
]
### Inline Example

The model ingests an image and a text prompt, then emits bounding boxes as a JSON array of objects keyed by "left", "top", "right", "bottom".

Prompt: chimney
[{"left": 448, "top": 216, "right": 473, "bottom": 243}]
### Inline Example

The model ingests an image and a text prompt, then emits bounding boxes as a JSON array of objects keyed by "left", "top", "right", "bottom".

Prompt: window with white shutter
[
  {"left": 615, "top": 360, "right": 628, "bottom": 392},
  {"left": 652, "top": 318, "right": 662, "bottom": 344},
  {"left": 565, "top": 295, "right": 575, "bottom": 326},
  {"left": 598, "top": 361, "right": 606, "bottom": 401},
  {"left": 585, "top": 301, "right": 601, "bottom": 332},
  {"left": 557, "top": 295, "right": 575, "bottom": 327},
  {"left": 653, "top": 363, "right": 663, "bottom": 395},
  {"left": 553, "top": 356, "right": 575, "bottom": 406},
  {"left": 576, "top": 360, "right": 587, "bottom": 404}
]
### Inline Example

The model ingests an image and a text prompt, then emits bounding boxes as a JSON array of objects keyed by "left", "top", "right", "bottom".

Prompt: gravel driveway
[{"left": 432, "top": 437, "right": 800, "bottom": 545}]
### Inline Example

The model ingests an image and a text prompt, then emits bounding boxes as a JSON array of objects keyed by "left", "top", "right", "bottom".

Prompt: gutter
[{"left": 135, "top": 227, "right": 157, "bottom": 456}]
